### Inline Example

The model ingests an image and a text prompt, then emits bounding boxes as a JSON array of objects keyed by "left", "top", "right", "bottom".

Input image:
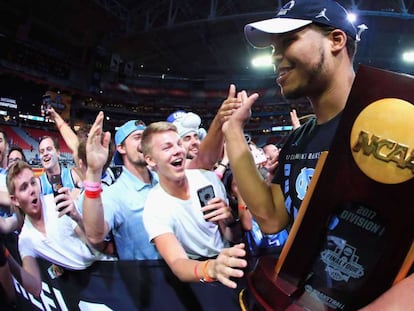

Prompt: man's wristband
[
  {"left": 85, "top": 189, "right": 102, "bottom": 199},
  {"left": 201, "top": 260, "right": 215, "bottom": 283},
  {"left": 194, "top": 262, "right": 202, "bottom": 281},
  {"left": 83, "top": 180, "right": 102, "bottom": 191}
]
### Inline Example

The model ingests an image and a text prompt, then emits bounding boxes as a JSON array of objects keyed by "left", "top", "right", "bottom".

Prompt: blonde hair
[{"left": 141, "top": 121, "right": 177, "bottom": 156}]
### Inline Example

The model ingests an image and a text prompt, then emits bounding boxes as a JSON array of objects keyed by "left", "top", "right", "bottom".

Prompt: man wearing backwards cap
[
  {"left": 167, "top": 111, "right": 207, "bottom": 166},
  {"left": 221, "top": 0, "right": 413, "bottom": 309}
]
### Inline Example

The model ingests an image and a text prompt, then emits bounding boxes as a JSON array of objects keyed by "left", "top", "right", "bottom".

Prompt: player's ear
[{"left": 329, "top": 29, "right": 347, "bottom": 54}]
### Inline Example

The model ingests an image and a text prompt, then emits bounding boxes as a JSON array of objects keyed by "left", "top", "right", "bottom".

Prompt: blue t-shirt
[
  {"left": 38, "top": 166, "right": 77, "bottom": 195},
  {"left": 101, "top": 167, "right": 161, "bottom": 260}
]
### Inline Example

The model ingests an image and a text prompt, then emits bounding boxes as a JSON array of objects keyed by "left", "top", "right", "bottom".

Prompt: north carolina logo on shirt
[
  {"left": 350, "top": 98, "right": 414, "bottom": 184},
  {"left": 295, "top": 167, "right": 314, "bottom": 200}
]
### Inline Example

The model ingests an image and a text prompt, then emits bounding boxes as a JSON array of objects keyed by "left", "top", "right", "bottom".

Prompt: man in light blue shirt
[
  {"left": 83, "top": 116, "right": 160, "bottom": 260},
  {"left": 101, "top": 151, "right": 160, "bottom": 260}
]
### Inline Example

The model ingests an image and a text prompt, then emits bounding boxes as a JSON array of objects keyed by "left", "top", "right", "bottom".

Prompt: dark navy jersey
[{"left": 274, "top": 113, "right": 342, "bottom": 227}]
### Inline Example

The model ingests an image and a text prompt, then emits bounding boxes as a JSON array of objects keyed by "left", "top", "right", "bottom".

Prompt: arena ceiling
[
  {"left": 95, "top": 0, "right": 414, "bottom": 78},
  {"left": 1, "top": 0, "right": 414, "bottom": 80}
]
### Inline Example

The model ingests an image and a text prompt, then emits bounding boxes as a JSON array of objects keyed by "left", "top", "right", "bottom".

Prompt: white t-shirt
[
  {"left": 19, "top": 194, "right": 106, "bottom": 270},
  {"left": 143, "top": 169, "right": 229, "bottom": 259},
  {"left": 0, "top": 171, "right": 7, "bottom": 191}
]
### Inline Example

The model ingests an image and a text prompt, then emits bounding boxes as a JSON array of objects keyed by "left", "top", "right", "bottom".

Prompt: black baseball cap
[{"left": 244, "top": 0, "right": 357, "bottom": 48}]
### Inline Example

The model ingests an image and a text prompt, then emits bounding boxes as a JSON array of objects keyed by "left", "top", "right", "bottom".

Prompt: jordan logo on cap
[{"left": 315, "top": 8, "right": 330, "bottom": 21}]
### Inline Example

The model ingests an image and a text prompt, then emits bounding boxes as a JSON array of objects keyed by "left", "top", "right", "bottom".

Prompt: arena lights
[
  {"left": 402, "top": 50, "right": 414, "bottom": 63},
  {"left": 347, "top": 12, "right": 357, "bottom": 23},
  {"left": 251, "top": 55, "right": 273, "bottom": 68}
]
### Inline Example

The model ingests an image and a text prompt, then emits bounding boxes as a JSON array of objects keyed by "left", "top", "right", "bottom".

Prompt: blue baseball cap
[
  {"left": 113, "top": 120, "right": 146, "bottom": 165},
  {"left": 244, "top": 0, "right": 357, "bottom": 48},
  {"left": 166, "top": 110, "right": 187, "bottom": 123}
]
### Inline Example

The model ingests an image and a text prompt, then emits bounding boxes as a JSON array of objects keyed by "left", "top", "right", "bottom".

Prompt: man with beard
[
  {"left": 37, "top": 136, "right": 82, "bottom": 195},
  {"left": 167, "top": 111, "right": 207, "bottom": 167},
  {"left": 219, "top": 0, "right": 413, "bottom": 309},
  {"left": 222, "top": 0, "right": 360, "bottom": 255}
]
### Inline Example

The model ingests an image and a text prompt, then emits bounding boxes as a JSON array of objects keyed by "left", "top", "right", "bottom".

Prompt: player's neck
[{"left": 311, "top": 70, "right": 355, "bottom": 125}]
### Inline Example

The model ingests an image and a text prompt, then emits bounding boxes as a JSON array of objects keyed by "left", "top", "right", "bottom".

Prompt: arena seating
[
  {"left": 21, "top": 127, "right": 72, "bottom": 154},
  {"left": 1, "top": 125, "right": 31, "bottom": 150},
  {"left": 1, "top": 124, "right": 74, "bottom": 165},
  {"left": 1, "top": 125, "right": 72, "bottom": 153}
]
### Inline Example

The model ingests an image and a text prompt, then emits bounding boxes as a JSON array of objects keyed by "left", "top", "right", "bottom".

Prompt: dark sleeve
[
  {"left": 0, "top": 242, "right": 6, "bottom": 267},
  {"left": 271, "top": 118, "right": 317, "bottom": 186}
]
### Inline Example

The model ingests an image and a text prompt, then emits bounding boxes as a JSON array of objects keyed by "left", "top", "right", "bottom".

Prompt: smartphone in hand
[
  {"left": 50, "top": 174, "right": 64, "bottom": 211},
  {"left": 42, "top": 95, "right": 52, "bottom": 117},
  {"left": 197, "top": 185, "right": 215, "bottom": 220},
  {"left": 50, "top": 174, "right": 63, "bottom": 196}
]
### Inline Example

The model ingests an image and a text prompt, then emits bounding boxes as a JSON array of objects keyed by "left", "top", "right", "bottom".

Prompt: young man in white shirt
[{"left": 141, "top": 121, "right": 246, "bottom": 288}]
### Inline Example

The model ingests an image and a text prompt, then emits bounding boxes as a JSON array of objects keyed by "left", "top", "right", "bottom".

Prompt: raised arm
[
  {"left": 189, "top": 85, "right": 242, "bottom": 170},
  {"left": 47, "top": 107, "right": 79, "bottom": 157},
  {"left": 82, "top": 112, "right": 111, "bottom": 247},
  {"left": 222, "top": 86, "right": 288, "bottom": 234},
  {"left": 290, "top": 109, "right": 301, "bottom": 130}
]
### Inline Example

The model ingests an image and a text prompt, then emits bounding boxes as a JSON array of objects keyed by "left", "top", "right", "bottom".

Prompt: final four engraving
[{"left": 321, "top": 243, "right": 364, "bottom": 282}]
